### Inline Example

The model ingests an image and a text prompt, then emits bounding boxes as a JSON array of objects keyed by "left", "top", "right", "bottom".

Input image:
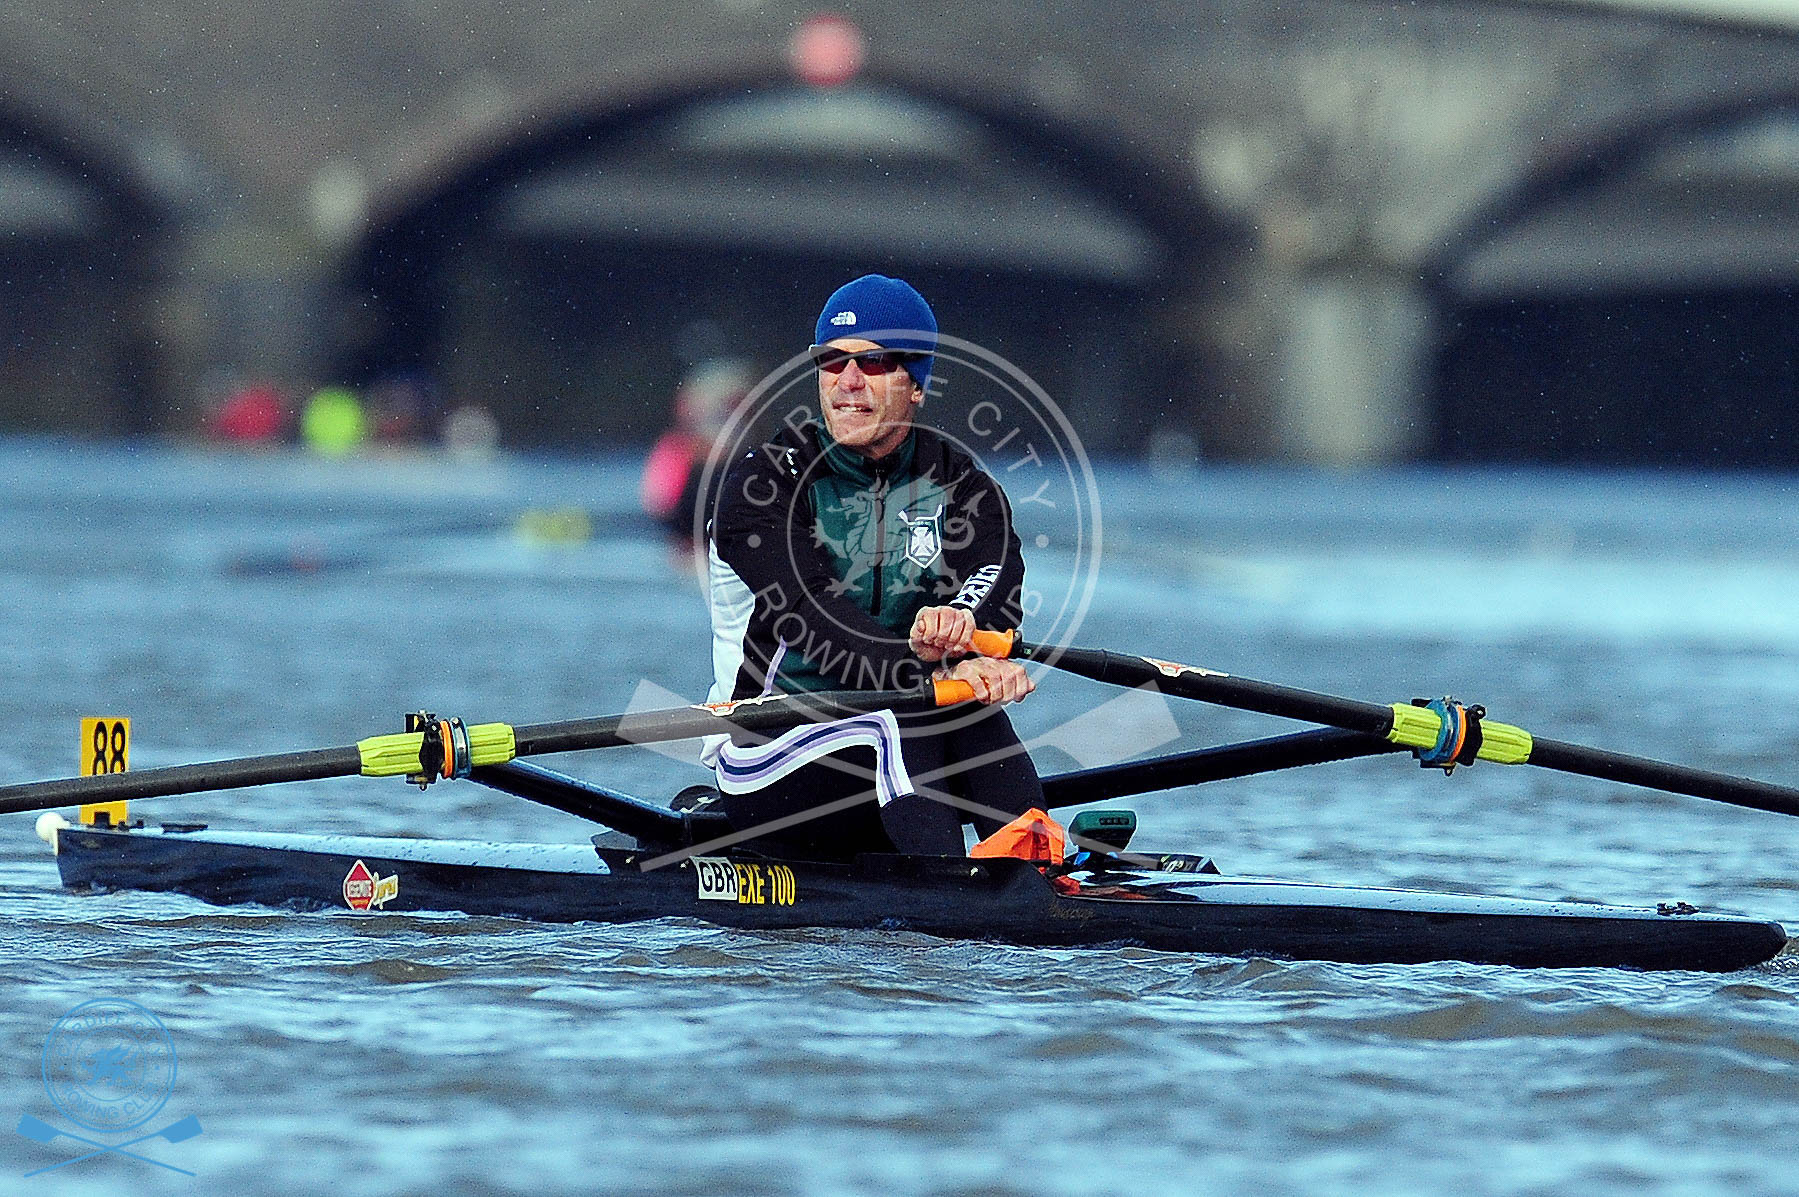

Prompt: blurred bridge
[{"left": 5, "top": 0, "right": 1799, "bottom": 463}]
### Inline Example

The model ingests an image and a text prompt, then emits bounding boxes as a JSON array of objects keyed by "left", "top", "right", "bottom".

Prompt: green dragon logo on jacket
[{"left": 812, "top": 479, "right": 967, "bottom": 614}]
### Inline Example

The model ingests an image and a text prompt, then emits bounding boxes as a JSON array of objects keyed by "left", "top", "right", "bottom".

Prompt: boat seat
[{"left": 669, "top": 784, "right": 722, "bottom": 812}]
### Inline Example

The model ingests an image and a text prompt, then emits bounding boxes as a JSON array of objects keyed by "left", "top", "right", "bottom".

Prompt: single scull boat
[
  {"left": 8, "top": 639, "right": 1795, "bottom": 972},
  {"left": 32, "top": 757, "right": 1788, "bottom": 972}
]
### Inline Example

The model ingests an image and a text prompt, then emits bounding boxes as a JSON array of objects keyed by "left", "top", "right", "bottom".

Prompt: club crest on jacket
[{"left": 898, "top": 505, "right": 944, "bottom": 568}]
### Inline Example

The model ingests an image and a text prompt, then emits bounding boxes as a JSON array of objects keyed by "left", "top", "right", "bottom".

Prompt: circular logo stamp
[
  {"left": 41, "top": 998, "right": 177, "bottom": 1132},
  {"left": 693, "top": 330, "right": 1102, "bottom": 722}
]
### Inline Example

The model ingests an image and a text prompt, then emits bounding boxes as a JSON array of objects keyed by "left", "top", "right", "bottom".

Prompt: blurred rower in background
[{"left": 640, "top": 358, "right": 755, "bottom": 548}]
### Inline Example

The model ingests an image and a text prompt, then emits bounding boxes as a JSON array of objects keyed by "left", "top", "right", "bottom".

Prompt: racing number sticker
[
  {"left": 80, "top": 718, "right": 130, "bottom": 775},
  {"left": 694, "top": 856, "right": 739, "bottom": 901},
  {"left": 693, "top": 858, "right": 796, "bottom": 905},
  {"left": 78, "top": 716, "right": 131, "bottom": 827},
  {"left": 734, "top": 862, "right": 795, "bottom": 906}
]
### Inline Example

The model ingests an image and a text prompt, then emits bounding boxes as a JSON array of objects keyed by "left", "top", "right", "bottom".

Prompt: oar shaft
[
  {"left": 1011, "top": 642, "right": 1397, "bottom": 735},
  {"left": 1529, "top": 737, "right": 1799, "bottom": 819},
  {"left": 0, "top": 685, "right": 969, "bottom": 817},
  {"left": 0, "top": 747, "right": 361, "bottom": 813},
  {"left": 983, "top": 632, "right": 1799, "bottom": 821},
  {"left": 510, "top": 687, "right": 954, "bottom": 757}
]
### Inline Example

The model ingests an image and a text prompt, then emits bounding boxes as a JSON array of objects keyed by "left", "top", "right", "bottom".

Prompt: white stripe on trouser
[{"left": 713, "top": 709, "right": 914, "bottom": 807}]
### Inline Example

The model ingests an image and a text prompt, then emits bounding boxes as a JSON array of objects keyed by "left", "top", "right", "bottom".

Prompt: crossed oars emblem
[
  {"left": 24, "top": 996, "right": 201, "bottom": 1178},
  {"left": 17, "top": 1112, "right": 203, "bottom": 1177}
]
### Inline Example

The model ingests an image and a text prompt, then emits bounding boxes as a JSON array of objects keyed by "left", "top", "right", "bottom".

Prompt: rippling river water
[{"left": 2, "top": 440, "right": 1797, "bottom": 1195}]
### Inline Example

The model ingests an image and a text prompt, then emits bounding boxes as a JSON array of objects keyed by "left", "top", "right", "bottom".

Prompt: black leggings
[{"left": 716, "top": 705, "right": 1044, "bottom": 858}]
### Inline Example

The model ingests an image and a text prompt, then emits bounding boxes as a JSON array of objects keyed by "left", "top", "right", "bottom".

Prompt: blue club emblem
[{"left": 20, "top": 998, "right": 201, "bottom": 1177}]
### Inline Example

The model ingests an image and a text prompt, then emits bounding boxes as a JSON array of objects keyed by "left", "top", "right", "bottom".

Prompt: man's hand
[
  {"left": 909, "top": 605, "right": 976, "bottom": 663},
  {"left": 935, "top": 656, "right": 1034, "bottom": 706}
]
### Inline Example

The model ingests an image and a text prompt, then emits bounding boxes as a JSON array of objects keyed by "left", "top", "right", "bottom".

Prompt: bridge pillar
[{"left": 1274, "top": 271, "right": 1435, "bottom": 464}]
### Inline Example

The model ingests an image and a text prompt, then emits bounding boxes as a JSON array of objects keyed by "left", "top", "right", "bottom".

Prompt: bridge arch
[
  {"left": 1427, "top": 92, "right": 1799, "bottom": 465},
  {"left": 0, "top": 95, "right": 175, "bottom": 434},
  {"left": 346, "top": 58, "right": 1245, "bottom": 452}
]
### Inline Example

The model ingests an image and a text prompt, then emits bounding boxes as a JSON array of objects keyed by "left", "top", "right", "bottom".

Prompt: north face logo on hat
[{"left": 830, "top": 310, "right": 857, "bottom": 326}]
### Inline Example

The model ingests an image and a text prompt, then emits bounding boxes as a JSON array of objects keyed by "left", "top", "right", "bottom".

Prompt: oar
[
  {"left": 972, "top": 630, "right": 1799, "bottom": 819},
  {"left": 1041, "top": 727, "right": 1404, "bottom": 808},
  {"left": 0, "top": 683, "right": 974, "bottom": 817}
]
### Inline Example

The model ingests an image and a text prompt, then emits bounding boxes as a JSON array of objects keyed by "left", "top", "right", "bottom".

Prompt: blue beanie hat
[{"left": 814, "top": 274, "right": 937, "bottom": 391}]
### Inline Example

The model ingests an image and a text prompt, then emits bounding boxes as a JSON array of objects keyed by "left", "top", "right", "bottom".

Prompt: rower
[
  {"left": 702, "top": 274, "right": 1042, "bottom": 858},
  {"left": 639, "top": 358, "right": 754, "bottom": 549}
]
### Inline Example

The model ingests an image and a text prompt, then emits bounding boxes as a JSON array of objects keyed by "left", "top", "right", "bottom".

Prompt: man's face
[{"left": 816, "top": 338, "right": 922, "bottom": 459}]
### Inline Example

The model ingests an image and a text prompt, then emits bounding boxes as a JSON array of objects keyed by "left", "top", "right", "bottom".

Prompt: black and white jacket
[{"left": 705, "top": 421, "right": 1026, "bottom": 703}]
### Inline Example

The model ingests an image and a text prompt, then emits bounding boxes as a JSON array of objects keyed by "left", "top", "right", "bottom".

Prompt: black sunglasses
[{"left": 809, "top": 345, "right": 920, "bottom": 376}]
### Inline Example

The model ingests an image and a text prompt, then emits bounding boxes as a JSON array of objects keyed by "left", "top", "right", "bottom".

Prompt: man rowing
[{"left": 703, "top": 274, "right": 1042, "bottom": 857}]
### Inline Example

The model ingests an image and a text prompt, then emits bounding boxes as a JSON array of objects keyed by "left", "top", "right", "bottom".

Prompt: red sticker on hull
[{"left": 342, "top": 859, "right": 399, "bottom": 911}]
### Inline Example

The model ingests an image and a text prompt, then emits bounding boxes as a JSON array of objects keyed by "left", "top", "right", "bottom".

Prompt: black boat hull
[{"left": 49, "top": 825, "right": 1788, "bottom": 972}]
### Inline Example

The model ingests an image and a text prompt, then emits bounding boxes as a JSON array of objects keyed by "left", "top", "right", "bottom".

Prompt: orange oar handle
[
  {"left": 969, "top": 628, "right": 1018, "bottom": 659},
  {"left": 932, "top": 679, "right": 977, "bottom": 705}
]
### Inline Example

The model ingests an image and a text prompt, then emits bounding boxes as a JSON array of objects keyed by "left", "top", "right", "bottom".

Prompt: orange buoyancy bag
[{"left": 969, "top": 808, "right": 1068, "bottom": 865}]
